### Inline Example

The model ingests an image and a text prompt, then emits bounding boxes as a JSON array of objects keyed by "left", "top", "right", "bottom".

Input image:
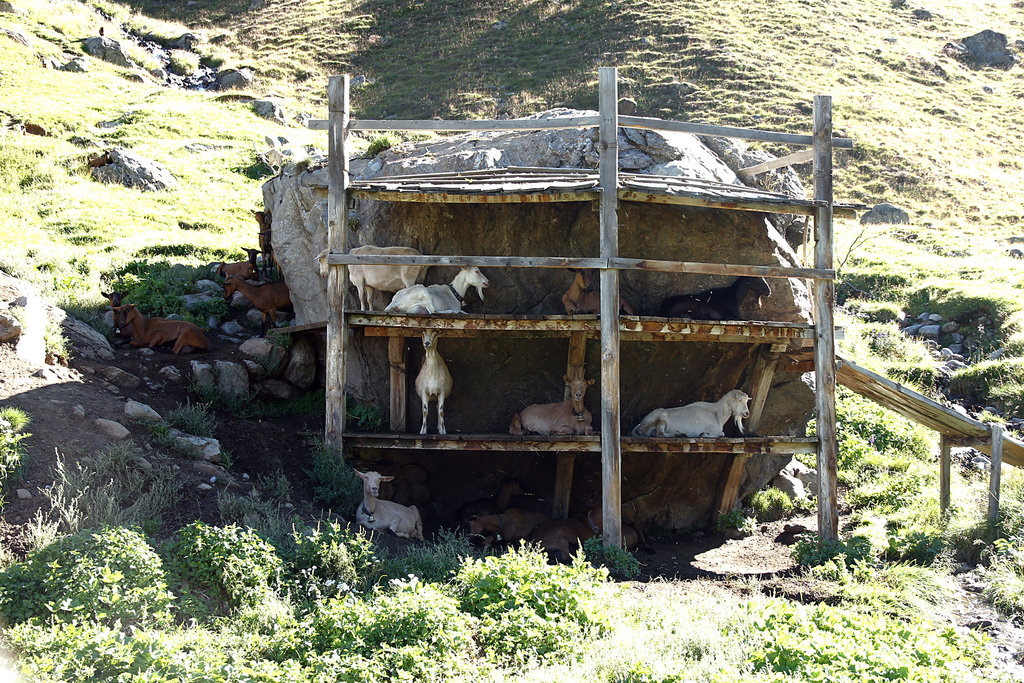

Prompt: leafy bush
[
  {"left": 0, "top": 407, "right": 31, "bottom": 495},
  {"left": 216, "top": 492, "right": 293, "bottom": 551},
  {"left": 290, "top": 520, "right": 380, "bottom": 602},
  {"left": 714, "top": 508, "right": 756, "bottom": 536},
  {"left": 109, "top": 260, "right": 226, "bottom": 327},
  {"left": 582, "top": 536, "right": 641, "bottom": 578},
  {"left": 454, "top": 544, "right": 609, "bottom": 666},
  {"left": 376, "top": 528, "right": 476, "bottom": 584},
  {"left": 364, "top": 133, "right": 401, "bottom": 157},
  {"left": 0, "top": 526, "right": 173, "bottom": 626},
  {"left": 309, "top": 579, "right": 474, "bottom": 681},
  {"left": 305, "top": 439, "right": 362, "bottom": 512},
  {"left": 168, "top": 522, "right": 282, "bottom": 613},
  {"left": 792, "top": 532, "right": 874, "bottom": 568},
  {"left": 748, "top": 488, "right": 794, "bottom": 522}
]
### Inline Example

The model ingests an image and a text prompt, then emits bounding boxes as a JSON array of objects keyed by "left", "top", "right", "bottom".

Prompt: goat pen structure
[{"left": 310, "top": 68, "right": 856, "bottom": 547}]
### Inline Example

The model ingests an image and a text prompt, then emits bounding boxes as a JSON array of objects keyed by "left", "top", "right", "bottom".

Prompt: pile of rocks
[{"left": 190, "top": 335, "right": 319, "bottom": 402}]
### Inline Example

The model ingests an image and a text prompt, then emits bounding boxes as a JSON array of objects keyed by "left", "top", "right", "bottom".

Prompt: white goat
[
  {"left": 354, "top": 470, "right": 424, "bottom": 541},
  {"left": 348, "top": 245, "right": 430, "bottom": 311},
  {"left": 631, "top": 389, "right": 751, "bottom": 438},
  {"left": 415, "top": 330, "right": 453, "bottom": 435},
  {"left": 385, "top": 267, "right": 489, "bottom": 314}
]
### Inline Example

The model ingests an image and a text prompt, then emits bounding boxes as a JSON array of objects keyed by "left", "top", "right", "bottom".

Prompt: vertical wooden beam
[
  {"left": 388, "top": 336, "right": 407, "bottom": 432},
  {"left": 598, "top": 66, "right": 622, "bottom": 549},
  {"left": 939, "top": 433, "right": 951, "bottom": 516},
  {"left": 554, "top": 331, "right": 587, "bottom": 518},
  {"left": 812, "top": 94, "right": 839, "bottom": 541},
  {"left": 988, "top": 423, "right": 1004, "bottom": 527},
  {"left": 325, "top": 76, "right": 350, "bottom": 460}
]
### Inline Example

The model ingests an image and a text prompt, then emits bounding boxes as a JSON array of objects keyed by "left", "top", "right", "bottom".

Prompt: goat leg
[
  {"left": 437, "top": 393, "right": 447, "bottom": 435},
  {"left": 420, "top": 394, "right": 429, "bottom": 435}
]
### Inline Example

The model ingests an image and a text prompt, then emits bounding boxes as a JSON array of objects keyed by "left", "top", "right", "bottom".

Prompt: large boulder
[
  {"left": 261, "top": 110, "right": 816, "bottom": 529},
  {"left": 91, "top": 147, "right": 177, "bottom": 191},
  {"left": 82, "top": 36, "right": 136, "bottom": 69}
]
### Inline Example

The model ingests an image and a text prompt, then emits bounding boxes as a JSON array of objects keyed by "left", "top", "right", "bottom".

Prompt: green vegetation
[
  {"left": 0, "top": 407, "right": 31, "bottom": 501},
  {"left": 748, "top": 488, "right": 795, "bottom": 523}
]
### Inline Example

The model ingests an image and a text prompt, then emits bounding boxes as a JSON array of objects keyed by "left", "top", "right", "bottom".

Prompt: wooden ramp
[{"left": 837, "top": 354, "right": 1024, "bottom": 468}]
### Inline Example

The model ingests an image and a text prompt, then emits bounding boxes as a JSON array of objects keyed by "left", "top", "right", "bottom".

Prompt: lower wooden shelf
[{"left": 343, "top": 433, "right": 817, "bottom": 455}]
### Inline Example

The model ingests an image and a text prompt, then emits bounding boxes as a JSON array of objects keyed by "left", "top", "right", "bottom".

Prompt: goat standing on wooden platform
[
  {"left": 659, "top": 276, "right": 771, "bottom": 321},
  {"left": 354, "top": 470, "right": 424, "bottom": 541},
  {"left": 631, "top": 389, "right": 750, "bottom": 438},
  {"left": 348, "top": 245, "right": 431, "bottom": 311},
  {"left": 385, "top": 266, "right": 489, "bottom": 314},
  {"left": 112, "top": 304, "right": 210, "bottom": 355},
  {"left": 561, "top": 268, "right": 635, "bottom": 315},
  {"left": 509, "top": 370, "right": 595, "bottom": 436},
  {"left": 223, "top": 275, "right": 292, "bottom": 336},
  {"left": 415, "top": 330, "right": 453, "bottom": 435}
]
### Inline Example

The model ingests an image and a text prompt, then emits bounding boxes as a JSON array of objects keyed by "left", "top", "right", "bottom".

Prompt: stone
[
  {"left": 171, "top": 32, "right": 201, "bottom": 50},
  {"left": 282, "top": 335, "right": 317, "bottom": 389},
  {"left": 246, "top": 309, "right": 265, "bottom": 327},
  {"left": 82, "top": 36, "right": 136, "bottom": 68},
  {"left": 195, "top": 279, "right": 221, "bottom": 294},
  {"left": 989, "top": 348, "right": 1005, "bottom": 360},
  {"left": 229, "top": 291, "right": 250, "bottom": 307},
  {"left": 618, "top": 97, "right": 637, "bottom": 115},
  {"left": 772, "top": 472, "right": 806, "bottom": 500},
  {"left": 243, "top": 359, "right": 266, "bottom": 378},
  {"left": 928, "top": 313, "right": 943, "bottom": 322},
  {"left": 942, "top": 321, "right": 959, "bottom": 333},
  {"left": 258, "top": 378, "right": 300, "bottom": 400},
  {"left": 240, "top": 336, "right": 287, "bottom": 367},
  {"left": 918, "top": 324, "right": 941, "bottom": 339},
  {"left": 0, "top": 311, "right": 21, "bottom": 341},
  {"left": 0, "top": 2, "right": 27, "bottom": 16},
  {"left": 1, "top": 26, "right": 30, "bottom": 46},
  {"left": 171, "top": 430, "right": 221, "bottom": 462},
  {"left": 90, "top": 147, "right": 177, "bottom": 191},
  {"left": 15, "top": 488, "right": 31, "bottom": 499},
  {"left": 206, "top": 315, "right": 220, "bottom": 329},
  {"left": 214, "top": 360, "right": 249, "bottom": 398},
  {"left": 221, "top": 320, "right": 244, "bottom": 336},
  {"left": 961, "top": 30, "right": 1015, "bottom": 68},
  {"left": 94, "top": 418, "right": 130, "bottom": 440},
  {"left": 190, "top": 361, "right": 214, "bottom": 389},
  {"left": 96, "top": 365, "right": 141, "bottom": 390},
  {"left": 215, "top": 67, "right": 254, "bottom": 90},
  {"left": 253, "top": 98, "right": 287, "bottom": 125},
  {"left": 72, "top": 404, "right": 86, "bottom": 419},
  {"left": 181, "top": 293, "right": 214, "bottom": 309},
  {"left": 912, "top": 8, "right": 932, "bottom": 20},
  {"left": 54, "top": 309, "right": 113, "bottom": 360},
  {"left": 197, "top": 482, "right": 214, "bottom": 491},
  {"left": 125, "top": 399, "right": 162, "bottom": 422},
  {"left": 860, "top": 203, "right": 910, "bottom": 225},
  {"left": 902, "top": 324, "right": 922, "bottom": 336}
]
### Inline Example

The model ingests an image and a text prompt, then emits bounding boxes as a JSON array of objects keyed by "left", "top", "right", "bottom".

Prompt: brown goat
[
  {"left": 467, "top": 508, "right": 551, "bottom": 546},
  {"left": 102, "top": 290, "right": 131, "bottom": 339},
  {"left": 509, "top": 371, "right": 595, "bottom": 436},
  {"left": 255, "top": 211, "right": 275, "bottom": 277},
  {"left": 528, "top": 516, "right": 599, "bottom": 563},
  {"left": 112, "top": 305, "right": 210, "bottom": 355},
  {"left": 561, "top": 268, "right": 635, "bottom": 315},
  {"left": 223, "top": 275, "right": 292, "bottom": 335},
  {"left": 217, "top": 258, "right": 257, "bottom": 281}
]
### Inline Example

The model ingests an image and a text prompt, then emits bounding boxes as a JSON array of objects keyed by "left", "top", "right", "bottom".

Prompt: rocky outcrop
[
  {"left": 860, "top": 203, "right": 910, "bottom": 225},
  {"left": 261, "top": 110, "right": 816, "bottom": 529},
  {"left": 90, "top": 148, "right": 177, "bottom": 191},
  {"left": 944, "top": 30, "right": 1016, "bottom": 69},
  {"left": 82, "top": 36, "right": 137, "bottom": 69}
]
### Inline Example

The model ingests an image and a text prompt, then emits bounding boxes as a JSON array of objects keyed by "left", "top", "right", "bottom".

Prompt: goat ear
[
  {"left": 381, "top": 475, "right": 394, "bottom": 483},
  {"left": 353, "top": 469, "right": 366, "bottom": 479},
  {"left": 587, "top": 378, "right": 595, "bottom": 386},
  {"left": 563, "top": 374, "right": 571, "bottom": 384},
  {"left": 101, "top": 291, "right": 111, "bottom": 298}
]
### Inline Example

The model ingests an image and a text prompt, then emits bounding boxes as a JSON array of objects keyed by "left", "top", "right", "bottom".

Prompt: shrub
[
  {"left": 748, "top": 488, "right": 794, "bottom": 522},
  {"left": 454, "top": 544, "right": 609, "bottom": 666},
  {"left": 309, "top": 579, "right": 474, "bottom": 681},
  {"left": 305, "top": 439, "right": 362, "bottom": 512},
  {"left": 216, "top": 492, "right": 293, "bottom": 551},
  {"left": 714, "top": 508, "right": 756, "bottom": 536},
  {"left": 0, "top": 407, "right": 31, "bottom": 494},
  {"left": 376, "top": 528, "right": 476, "bottom": 584},
  {"left": 582, "top": 536, "right": 641, "bottom": 578},
  {"left": 168, "top": 522, "right": 282, "bottom": 613},
  {"left": 792, "top": 532, "right": 874, "bottom": 567},
  {"left": 365, "top": 133, "right": 401, "bottom": 157},
  {"left": 290, "top": 520, "right": 380, "bottom": 602},
  {"left": 0, "top": 526, "right": 173, "bottom": 626}
]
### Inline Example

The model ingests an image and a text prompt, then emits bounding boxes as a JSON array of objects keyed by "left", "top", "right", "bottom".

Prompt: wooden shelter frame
[{"left": 313, "top": 68, "right": 851, "bottom": 547}]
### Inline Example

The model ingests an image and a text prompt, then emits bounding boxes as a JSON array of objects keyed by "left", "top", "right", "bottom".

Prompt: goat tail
[{"left": 509, "top": 413, "right": 524, "bottom": 436}]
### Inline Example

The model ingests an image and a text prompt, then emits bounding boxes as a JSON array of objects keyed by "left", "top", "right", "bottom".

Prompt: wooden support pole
[
  {"left": 713, "top": 455, "right": 752, "bottom": 520},
  {"left": 598, "top": 66, "right": 622, "bottom": 549},
  {"left": 388, "top": 336, "right": 407, "bottom": 432},
  {"left": 812, "top": 95, "right": 839, "bottom": 541},
  {"left": 553, "top": 454, "right": 576, "bottom": 520},
  {"left": 988, "top": 423, "right": 1004, "bottom": 527},
  {"left": 325, "top": 76, "right": 351, "bottom": 459},
  {"left": 939, "top": 433, "right": 951, "bottom": 516}
]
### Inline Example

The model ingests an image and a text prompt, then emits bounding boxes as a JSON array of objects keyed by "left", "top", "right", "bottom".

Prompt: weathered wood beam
[
  {"left": 618, "top": 114, "right": 854, "bottom": 149},
  {"left": 388, "top": 337, "right": 407, "bottom": 432},
  {"left": 940, "top": 433, "right": 951, "bottom": 516},
  {"left": 738, "top": 149, "right": 815, "bottom": 179},
  {"left": 713, "top": 454, "right": 752, "bottom": 521},
  {"left": 307, "top": 116, "right": 602, "bottom": 132},
  {"left": 989, "top": 424, "right": 1003, "bottom": 527},
  {"left": 325, "top": 75, "right": 350, "bottom": 461},
  {"left": 554, "top": 332, "right": 588, "bottom": 520},
  {"left": 350, "top": 190, "right": 599, "bottom": 204}
]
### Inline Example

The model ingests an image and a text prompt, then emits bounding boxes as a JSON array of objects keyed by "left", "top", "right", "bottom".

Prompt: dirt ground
[{"left": 2, "top": 316, "right": 1024, "bottom": 678}]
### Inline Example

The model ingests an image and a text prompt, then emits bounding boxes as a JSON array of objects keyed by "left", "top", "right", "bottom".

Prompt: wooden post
[
  {"left": 388, "top": 336, "right": 407, "bottom": 432},
  {"left": 554, "top": 331, "right": 587, "bottom": 518},
  {"left": 598, "top": 66, "right": 622, "bottom": 548},
  {"left": 939, "top": 433, "right": 951, "bottom": 516},
  {"left": 812, "top": 95, "right": 839, "bottom": 541},
  {"left": 325, "top": 76, "right": 351, "bottom": 459},
  {"left": 988, "top": 423, "right": 1003, "bottom": 527}
]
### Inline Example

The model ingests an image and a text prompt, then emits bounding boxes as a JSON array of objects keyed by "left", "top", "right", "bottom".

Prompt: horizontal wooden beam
[
  {"left": 738, "top": 149, "right": 815, "bottom": 179},
  {"left": 350, "top": 189, "right": 599, "bottom": 204},
  {"left": 323, "top": 252, "right": 835, "bottom": 280},
  {"left": 618, "top": 115, "right": 854, "bottom": 149},
  {"left": 343, "top": 432, "right": 818, "bottom": 454}
]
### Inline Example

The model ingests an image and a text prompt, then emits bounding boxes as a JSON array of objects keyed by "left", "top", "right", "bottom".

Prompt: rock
[
  {"left": 902, "top": 324, "right": 922, "bottom": 336},
  {"left": 246, "top": 309, "right": 265, "bottom": 327},
  {"left": 1, "top": 26, "right": 30, "bottom": 46},
  {"left": 72, "top": 404, "right": 86, "bottom": 419},
  {"left": 942, "top": 321, "right": 959, "bottom": 333},
  {"left": 911, "top": 8, "right": 931, "bottom": 20},
  {"left": 94, "top": 418, "right": 130, "bottom": 440},
  {"left": 0, "top": 2, "right": 27, "bottom": 16},
  {"left": 181, "top": 293, "right": 214, "bottom": 309},
  {"left": 55, "top": 310, "right": 114, "bottom": 360},
  {"left": 82, "top": 36, "right": 136, "bottom": 68},
  {"left": 125, "top": 399, "right": 162, "bottom": 422},
  {"left": 618, "top": 97, "right": 637, "bottom": 115},
  {"left": 96, "top": 365, "right": 141, "bottom": 390},
  {"left": 243, "top": 359, "right": 266, "bottom": 378},
  {"left": 0, "top": 311, "right": 21, "bottom": 341},
  {"left": 206, "top": 315, "right": 220, "bottom": 329},
  {"left": 171, "top": 32, "right": 201, "bottom": 51},
  {"left": 918, "top": 324, "right": 941, "bottom": 339},
  {"left": 197, "top": 482, "right": 214, "bottom": 491},
  {"left": 58, "top": 56, "right": 89, "bottom": 72},
  {"left": 928, "top": 313, "right": 943, "bottom": 322},
  {"left": 190, "top": 361, "right": 214, "bottom": 389},
  {"left": 216, "top": 67, "right": 254, "bottom": 90},
  {"left": 772, "top": 472, "right": 806, "bottom": 499},
  {"left": 989, "top": 348, "right": 1005, "bottom": 360},
  {"left": 970, "top": 454, "right": 991, "bottom": 472},
  {"left": 6, "top": 287, "right": 45, "bottom": 366},
  {"left": 150, "top": 67, "right": 167, "bottom": 81},
  {"left": 258, "top": 378, "right": 300, "bottom": 400},
  {"left": 229, "top": 291, "right": 250, "bottom": 307},
  {"left": 253, "top": 98, "right": 286, "bottom": 124},
  {"left": 221, "top": 320, "right": 244, "bottom": 336},
  {"left": 90, "top": 147, "right": 177, "bottom": 191},
  {"left": 282, "top": 336, "right": 316, "bottom": 389},
  {"left": 240, "top": 336, "right": 287, "bottom": 368},
  {"left": 781, "top": 457, "right": 818, "bottom": 496},
  {"left": 171, "top": 430, "right": 221, "bottom": 462},
  {"left": 15, "top": 488, "right": 31, "bottom": 500},
  {"left": 214, "top": 360, "right": 249, "bottom": 398},
  {"left": 961, "top": 30, "right": 1015, "bottom": 68},
  {"left": 195, "top": 279, "right": 221, "bottom": 294},
  {"left": 860, "top": 203, "right": 910, "bottom": 225}
]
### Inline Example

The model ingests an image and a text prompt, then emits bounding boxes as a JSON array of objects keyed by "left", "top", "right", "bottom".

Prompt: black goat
[{"left": 658, "top": 276, "right": 772, "bottom": 321}]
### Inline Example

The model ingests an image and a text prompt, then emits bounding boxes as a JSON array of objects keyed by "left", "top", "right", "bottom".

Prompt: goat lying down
[
  {"left": 348, "top": 245, "right": 430, "bottom": 311},
  {"left": 385, "top": 267, "right": 489, "bottom": 315},
  {"left": 631, "top": 389, "right": 751, "bottom": 438},
  {"left": 659, "top": 276, "right": 771, "bottom": 321},
  {"left": 354, "top": 470, "right": 424, "bottom": 541}
]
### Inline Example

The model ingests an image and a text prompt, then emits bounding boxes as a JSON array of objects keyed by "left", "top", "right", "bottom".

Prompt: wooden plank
[
  {"left": 610, "top": 257, "right": 833, "bottom": 281},
  {"left": 618, "top": 189, "right": 818, "bottom": 217},
  {"left": 564, "top": 331, "right": 587, "bottom": 400},
  {"left": 321, "top": 116, "right": 603, "bottom": 132},
  {"left": 989, "top": 424, "right": 1003, "bottom": 526},
  {"left": 738, "top": 149, "right": 816, "bottom": 179},
  {"left": 388, "top": 336, "right": 407, "bottom": 432},
  {"left": 267, "top": 320, "right": 329, "bottom": 336},
  {"left": 940, "top": 434, "right": 951, "bottom": 516},
  {"left": 713, "top": 455, "right": 752, "bottom": 520},
  {"left": 599, "top": 66, "right": 622, "bottom": 550},
  {"left": 325, "top": 75, "right": 350, "bottom": 461},
  {"left": 350, "top": 190, "right": 599, "bottom": 204},
  {"left": 618, "top": 114, "right": 854, "bottom": 149},
  {"left": 745, "top": 346, "right": 784, "bottom": 435},
  {"left": 812, "top": 95, "right": 839, "bottom": 542},
  {"left": 553, "top": 454, "right": 576, "bottom": 520}
]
